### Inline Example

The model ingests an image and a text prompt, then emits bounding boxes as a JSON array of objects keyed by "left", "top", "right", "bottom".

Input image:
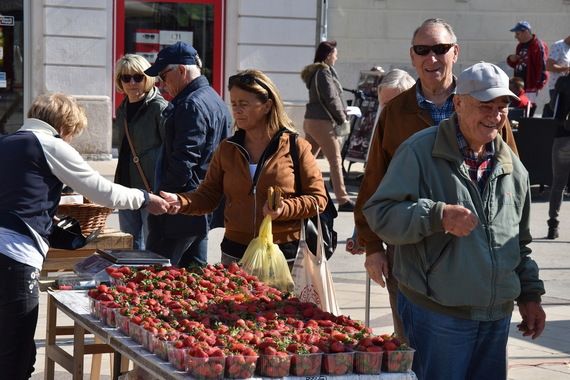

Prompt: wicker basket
[{"left": 56, "top": 199, "right": 114, "bottom": 234}]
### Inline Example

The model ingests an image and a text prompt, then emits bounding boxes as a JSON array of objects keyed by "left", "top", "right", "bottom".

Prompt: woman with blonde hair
[
  {"left": 114, "top": 54, "right": 168, "bottom": 249},
  {"left": 161, "top": 69, "right": 328, "bottom": 265},
  {"left": 0, "top": 93, "right": 168, "bottom": 379}
]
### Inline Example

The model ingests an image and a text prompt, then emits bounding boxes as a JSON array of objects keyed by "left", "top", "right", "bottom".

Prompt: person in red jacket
[
  {"left": 506, "top": 20, "right": 549, "bottom": 116},
  {"left": 509, "top": 77, "right": 530, "bottom": 112}
]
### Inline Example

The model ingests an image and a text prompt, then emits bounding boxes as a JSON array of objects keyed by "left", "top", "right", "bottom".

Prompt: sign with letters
[
  {"left": 159, "top": 30, "right": 193, "bottom": 46},
  {"left": 0, "top": 16, "right": 15, "bottom": 27}
]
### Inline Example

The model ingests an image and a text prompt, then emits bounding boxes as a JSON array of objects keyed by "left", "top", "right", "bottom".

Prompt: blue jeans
[
  {"left": 146, "top": 232, "right": 208, "bottom": 267},
  {"left": 118, "top": 208, "right": 149, "bottom": 250},
  {"left": 0, "top": 254, "right": 40, "bottom": 380},
  {"left": 398, "top": 292, "right": 511, "bottom": 380},
  {"left": 548, "top": 136, "right": 570, "bottom": 223}
]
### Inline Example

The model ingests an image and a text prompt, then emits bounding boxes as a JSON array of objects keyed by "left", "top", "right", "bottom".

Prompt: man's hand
[
  {"left": 442, "top": 204, "right": 478, "bottom": 236},
  {"left": 364, "top": 251, "right": 389, "bottom": 287},
  {"left": 146, "top": 193, "right": 170, "bottom": 215},
  {"left": 517, "top": 301, "right": 546, "bottom": 340},
  {"left": 159, "top": 191, "right": 181, "bottom": 214},
  {"left": 508, "top": 54, "right": 520, "bottom": 63}
]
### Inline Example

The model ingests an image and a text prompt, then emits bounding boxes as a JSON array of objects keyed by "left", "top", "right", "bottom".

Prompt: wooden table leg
[
  {"left": 44, "top": 294, "right": 57, "bottom": 380},
  {"left": 90, "top": 336, "right": 103, "bottom": 380},
  {"left": 72, "top": 323, "right": 86, "bottom": 379}
]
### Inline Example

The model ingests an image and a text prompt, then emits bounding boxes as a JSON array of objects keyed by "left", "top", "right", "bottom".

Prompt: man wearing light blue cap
[
  {"left": 506, "top": 20, "right": 549, "bottom": 115},
  {"left": 363, "top": 62, "right": 546, "bottom": 380}
]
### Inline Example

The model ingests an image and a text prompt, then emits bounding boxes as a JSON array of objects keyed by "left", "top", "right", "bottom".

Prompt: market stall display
[{"left": 84, "top": 263, "right": 416, "bottom": 379}]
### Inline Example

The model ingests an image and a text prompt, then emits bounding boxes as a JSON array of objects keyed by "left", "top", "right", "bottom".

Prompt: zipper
[
  {"left": 482, "top": 163, "right": 506, "bottom": 319},
  {"left": 461, "top": 161, "right": 504, "bottom": 319},
  {"left": 227, "top": 140, "right": 258, "bottom": 240}
]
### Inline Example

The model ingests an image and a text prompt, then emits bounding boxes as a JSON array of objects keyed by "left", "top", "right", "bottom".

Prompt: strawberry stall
[{"left": 47, "top": 263, "right": 417, "bottom": 379}]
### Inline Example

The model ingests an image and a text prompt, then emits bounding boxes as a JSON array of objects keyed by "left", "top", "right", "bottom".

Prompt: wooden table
[
  {"left": 41, "top": 229, "right": 132, "bottom": 280},
  {"left": 44, "top": 290, "right": 121, "bottom": 380},
  {"left": 45, "top": 290, "right": 418, "bottom": 380},
  {"left": 45, "top": 290, "right": 191, "bottom": 380}
]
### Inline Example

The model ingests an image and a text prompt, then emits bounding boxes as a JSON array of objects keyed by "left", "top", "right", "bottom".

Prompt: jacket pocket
[{"left": 423, "top": 237, "right": 453, "bottom": 297}]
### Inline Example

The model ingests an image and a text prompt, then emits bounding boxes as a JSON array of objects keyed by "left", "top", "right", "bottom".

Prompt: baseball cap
[
  {"left": 510, "top": 21, "right": 532, "bottom": 32},
  {"left": 456, "top": 62, "right": 520, "bottom": 102},
  {"left": 144, "top": 42, "right": 198, "bottom": 77}
]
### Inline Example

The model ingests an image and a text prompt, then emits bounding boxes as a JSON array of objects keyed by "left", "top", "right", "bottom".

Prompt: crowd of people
[{"left": 4, "top": 15, "right": 567, "bottom": 380}]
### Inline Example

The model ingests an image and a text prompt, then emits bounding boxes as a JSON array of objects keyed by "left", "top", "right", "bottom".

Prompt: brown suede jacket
[
  {"left": 177, "top": 129, "right": 328, "bottom": 247},
  {"left": 354, "top": 83, "right": 519, "bottom": 255}
]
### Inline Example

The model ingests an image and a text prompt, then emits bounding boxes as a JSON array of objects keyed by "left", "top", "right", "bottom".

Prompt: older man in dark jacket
[{"left": 145, "top": 42, "right": 232, "bottom": 267}]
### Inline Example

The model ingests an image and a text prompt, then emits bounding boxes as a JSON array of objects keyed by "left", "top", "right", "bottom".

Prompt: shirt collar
[
  {"left": 455, "top": 122, "right": 495, "bottom": 162},
  {"left": 415, "top": 79, "right": 457, "bottom": 107}
]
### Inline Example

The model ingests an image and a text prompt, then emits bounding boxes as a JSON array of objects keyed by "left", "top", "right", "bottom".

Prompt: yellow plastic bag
[{"left": 239, "top": 215, "right": 295, "bottom": 292}]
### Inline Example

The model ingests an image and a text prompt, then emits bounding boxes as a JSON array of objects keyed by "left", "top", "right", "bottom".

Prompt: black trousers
[{"left": 0, "top": 254, "right": 40, "bottom": 380}]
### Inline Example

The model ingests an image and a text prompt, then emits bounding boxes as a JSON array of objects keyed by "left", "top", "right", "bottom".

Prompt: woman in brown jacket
[
  {"left": 301, "top": 40, "right": 353, "bottom": 211},
  {"left": 161, "top": 69, "right": 328, "bottom": 265}
]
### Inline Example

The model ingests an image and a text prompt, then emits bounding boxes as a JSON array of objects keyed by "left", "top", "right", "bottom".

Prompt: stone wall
[
  {"left": 326, "top": 0, "right": 570, "bottom": 113},
  {"left": 35, "top": 0, "right": 114, "bottom": 158}
]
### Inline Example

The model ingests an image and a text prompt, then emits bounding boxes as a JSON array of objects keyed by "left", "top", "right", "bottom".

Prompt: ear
[
  {"left": 452, "top": 44, "right": 460, "bottom": 63},
  {"left": 264, "top": 98, "right": 273, "bottom": 114},
  {"left": 453, "top": 94, "right": 463, "bottom": 110}
]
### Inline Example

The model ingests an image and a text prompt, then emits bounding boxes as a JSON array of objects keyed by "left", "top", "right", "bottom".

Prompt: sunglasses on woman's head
[
  {"left": 120, "top": 74, "right": 145, "bottom": 83},
  {"left": 412, "top": 43, "right": 455, "bottom": 56},
  {"left": 228, "top": 73, "right": 272, "bottom": 96}
]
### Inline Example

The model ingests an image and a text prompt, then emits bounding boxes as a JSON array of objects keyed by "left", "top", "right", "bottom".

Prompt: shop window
[
  {"left": 0, "top": 2, "right": 24, "bottom": 135},
  {"left": 118, "top": 0, "right": 222, "bottom": 99}
]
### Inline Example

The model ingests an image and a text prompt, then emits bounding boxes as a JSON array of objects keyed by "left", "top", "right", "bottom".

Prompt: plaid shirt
[
  {"left": 456, "top": 124, "right": 495, "bottom": 193},
  {"left": 416, "top": 80, "right": 456, "bottom": 124}
]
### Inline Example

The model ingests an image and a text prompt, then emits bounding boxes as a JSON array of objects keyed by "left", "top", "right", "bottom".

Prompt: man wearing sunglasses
[
  {"left": 363, "top": 61, "right": 545, "bottom": 380},
  {"left": 144, "top": 42, "right": 232, "bottom": 267},
  {"left": 354, "top": 18, "right": 519, "bottom": 344}
]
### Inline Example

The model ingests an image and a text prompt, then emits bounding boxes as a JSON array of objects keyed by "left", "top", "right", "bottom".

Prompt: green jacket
[
  {"left": 363, "top": 115, "right": 544, "bottom": 321},
  {"left": 114, "top": 87, "right": 167, "bottom": 191}
]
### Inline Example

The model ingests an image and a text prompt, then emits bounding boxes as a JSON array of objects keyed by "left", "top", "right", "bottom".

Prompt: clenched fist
[{"left": 441, "top": 204, "right": 478, "bottom": 237}]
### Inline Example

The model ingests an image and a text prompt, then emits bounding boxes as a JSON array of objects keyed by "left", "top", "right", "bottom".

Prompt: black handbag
[
  {"left": 48, "top": 216, "right": 101, "bottom": 250},
  {"left": 290, "top": 134, "right": 338, "bottom": 259}
]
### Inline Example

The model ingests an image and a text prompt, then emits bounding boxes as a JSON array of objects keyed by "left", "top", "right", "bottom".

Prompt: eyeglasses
[
  {"left": 412, "top": 43, "right": 455, "bottom": 56},
  {"left": 120, "top": 74, "right": 145, "bottom": 83},
  {"left": 159, "top": 67, "right": 174, "bottom": 82},
  {"left": 228, "top": 73, "right": 272, "bottom": 98}
]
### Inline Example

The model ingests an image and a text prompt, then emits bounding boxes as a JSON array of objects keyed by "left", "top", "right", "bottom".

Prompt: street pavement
[{"left": 31, "top": 158, "right": 570, "bottom": 379}]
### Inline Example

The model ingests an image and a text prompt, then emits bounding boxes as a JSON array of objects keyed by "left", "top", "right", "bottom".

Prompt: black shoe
[
  {"left": 338, "top": 201, "right": 355, "bottom": 212},
  {"left": 547, "top": 227, "right": 559, "bottom": 239}
]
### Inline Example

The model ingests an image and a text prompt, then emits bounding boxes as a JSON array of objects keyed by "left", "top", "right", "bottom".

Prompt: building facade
[{"left": 0, "top": 0, "right": 569, "bottom": 158}]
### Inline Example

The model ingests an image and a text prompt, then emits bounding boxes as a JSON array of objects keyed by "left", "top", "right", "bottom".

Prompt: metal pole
[{"left": 365, "top": 272, "right": 371, "bottom": 327}]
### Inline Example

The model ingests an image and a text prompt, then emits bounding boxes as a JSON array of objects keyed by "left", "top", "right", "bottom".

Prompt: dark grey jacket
[
  {"left": 114, "top": 86, "right": 168, "bottom": 190},
  {"left": 301, "top": 63, "right": 347, "bottom": 124}
]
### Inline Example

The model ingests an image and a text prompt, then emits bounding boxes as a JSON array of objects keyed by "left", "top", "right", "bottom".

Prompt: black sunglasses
[
  {"left": 159, "top": 67, "right": 174, "bottom": 82},
  {"left": 412, "top": 43, "right": 455, "bottom": 56},
  {"left": 228, "top": 73, "right": 272, "bottom": 97},
  {"left": 120, "top": 74, "right": 145, "bottom": 83}
]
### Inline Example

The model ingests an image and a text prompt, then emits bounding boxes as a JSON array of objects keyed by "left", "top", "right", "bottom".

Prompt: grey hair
[
  {"left": 412, "top": 18, "right": 457, "bottom": 44},
  {"left": 379, "top": 69, "right": 416, "bottom": 92},
  {"left": 164, "top": 63, "right": 202, "bottom": 81}
]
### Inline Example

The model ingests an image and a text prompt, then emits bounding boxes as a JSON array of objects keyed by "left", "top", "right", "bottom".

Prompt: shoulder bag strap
[
  {"left": 123, "top": 119, "right": 152, "bottom": 193},
  {"left": 290, "top": 134, "right": 338, "bottom": 219},
  {"left": 289, "top": 134, "right": 302, "bottom": 195},
  {"left": 314, "top": 70, "right": 336, "bottom": 124}
]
